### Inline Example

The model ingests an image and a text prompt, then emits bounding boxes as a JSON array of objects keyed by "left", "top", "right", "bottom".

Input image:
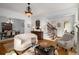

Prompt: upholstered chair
[
  {"left": 14, "top": 33, "right": 38, "bottom": 51},
  {"left": 57, "top": 33, "right": 75, "bottom": 49}
]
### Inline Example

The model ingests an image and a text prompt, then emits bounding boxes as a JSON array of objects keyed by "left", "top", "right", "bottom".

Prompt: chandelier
[{"left": 25, "top": 3, "right": 32, "bottom": 17}]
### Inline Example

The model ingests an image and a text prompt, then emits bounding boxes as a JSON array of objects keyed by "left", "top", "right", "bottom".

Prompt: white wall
[{"left": 0, "top": 7, "right": 30, "bottom": 33}]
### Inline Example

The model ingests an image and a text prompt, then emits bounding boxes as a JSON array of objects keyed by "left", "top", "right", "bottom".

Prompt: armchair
[
  {"left": 14, "top": 33, "right": 38, "bottom": 51},
  {"left": 57, "top": 33, "right": 74, "bottom": 49}
]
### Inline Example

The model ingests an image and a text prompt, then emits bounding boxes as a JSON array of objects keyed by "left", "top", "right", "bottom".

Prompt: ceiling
[{"left": 0, "top": 3, "right": 78, "bottom": 18}]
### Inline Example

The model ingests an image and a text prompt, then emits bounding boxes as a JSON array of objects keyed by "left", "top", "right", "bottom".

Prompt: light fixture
[{"left": 25, "top": 3, "right": 32, "bottom": 17}]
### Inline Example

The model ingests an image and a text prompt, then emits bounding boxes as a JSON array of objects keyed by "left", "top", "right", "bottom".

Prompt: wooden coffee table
[
  {"left": 34, "top": 39, "right": 57, "bottom": 55},
  {"left": 38, "top": 39, "right": 57, "bottom": 48}
]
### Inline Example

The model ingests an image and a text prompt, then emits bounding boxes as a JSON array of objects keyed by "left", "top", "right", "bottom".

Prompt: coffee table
[
  {"left": 34, "top": 39, "right": 57, "bottom": 55},
  {"left": 38, "top": 39, "right": 57, "bottom": 48}
]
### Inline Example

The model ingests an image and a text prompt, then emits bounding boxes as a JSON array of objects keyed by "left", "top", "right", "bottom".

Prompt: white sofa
[
  {"left": 57, "top": 33, "right": 75, "bottom": 49},
  {"left": 14, "top": 33, "right": 38, "bottom": 51}
]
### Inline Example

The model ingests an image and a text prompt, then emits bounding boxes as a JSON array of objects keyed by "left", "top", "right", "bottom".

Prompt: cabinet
[
  {"left": 1, "top": 22, "right": 12, "bottom": 32},
  {"left": 0, "top": 22, "right": 12, "bottom": 39},
  {"left": 31, "top": 31, "right": 43, "bottom": 40},
  {"left": 0, "top": 22, "right": 20, "bottom": 40}
]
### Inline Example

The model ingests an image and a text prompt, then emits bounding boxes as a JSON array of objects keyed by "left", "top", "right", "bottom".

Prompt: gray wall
[{"left": 0, "top": 16, "right": 24, "bottom": 33}]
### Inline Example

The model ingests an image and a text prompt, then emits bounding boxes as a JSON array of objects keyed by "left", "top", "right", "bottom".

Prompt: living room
[{"left": 0, "top": 3, "right": 79, "bottom": 55}]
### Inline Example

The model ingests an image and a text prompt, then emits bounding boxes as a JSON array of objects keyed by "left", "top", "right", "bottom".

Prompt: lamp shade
[{"left": 25, "top": 11, "right": 32, "bottom": 17}]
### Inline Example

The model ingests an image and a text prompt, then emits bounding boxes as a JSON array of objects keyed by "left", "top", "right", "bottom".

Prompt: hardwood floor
[
  {"left": 0, "top": 38, "right": 76, "bottom": 55},
  {"left": 0, "top": 38, "right": 14, "bottom": 55}
]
